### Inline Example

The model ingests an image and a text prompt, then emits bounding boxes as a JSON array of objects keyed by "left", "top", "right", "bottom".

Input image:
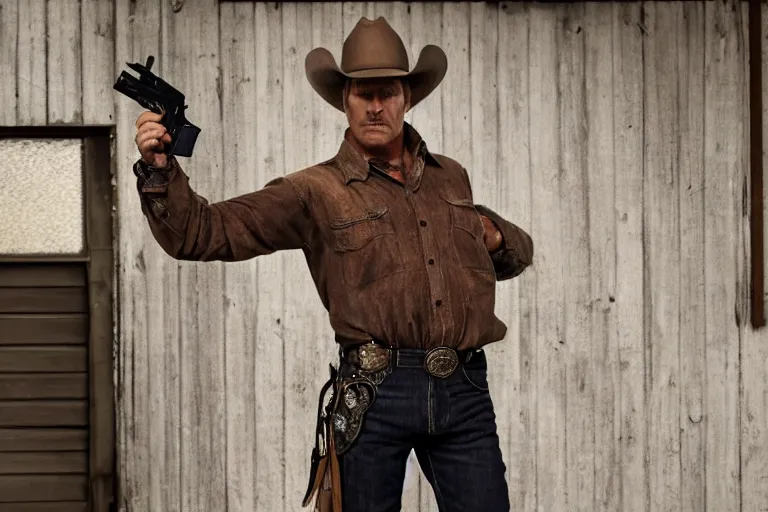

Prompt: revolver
[{"left": 113, "top": 55, "right": 201, "bottom": 158}]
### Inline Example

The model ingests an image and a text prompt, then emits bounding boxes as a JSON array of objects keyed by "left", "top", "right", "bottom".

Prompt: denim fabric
[{"left": 339, "top": 350, "right": 510, "bottom": 512}]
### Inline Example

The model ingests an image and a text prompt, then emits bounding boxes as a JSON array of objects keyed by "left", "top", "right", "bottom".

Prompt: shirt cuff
[
  {"left": 475, "top": 204, "right": 532, "bottom": 280},
  {"left": 133, "top": 157, "right": 179, "bottom": 195},
  {"left": 134, "top": 158, "right": 181, "bottom": 220}
]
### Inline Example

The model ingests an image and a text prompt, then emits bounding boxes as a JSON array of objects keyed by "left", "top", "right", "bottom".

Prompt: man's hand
[
  {"left": 135, "top": 111, "right": 172, "bottom": 169},
  {"left": 481, "top": 215, "right": 503, "bottom": 253}
]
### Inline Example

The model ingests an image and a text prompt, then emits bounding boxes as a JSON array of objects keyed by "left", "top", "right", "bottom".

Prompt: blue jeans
[{"left": 338, "top": 349, "right": 510, "bottom": 512}]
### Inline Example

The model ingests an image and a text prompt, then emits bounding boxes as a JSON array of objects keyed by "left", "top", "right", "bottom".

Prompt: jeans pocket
[{"left": 461, "top": 365, "right": 489, "bottom": 392}]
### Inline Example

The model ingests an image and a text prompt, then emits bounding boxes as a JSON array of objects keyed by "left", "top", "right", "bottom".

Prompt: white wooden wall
[{"left": 2, "top": 0, "right": 768, "bottom": 510}]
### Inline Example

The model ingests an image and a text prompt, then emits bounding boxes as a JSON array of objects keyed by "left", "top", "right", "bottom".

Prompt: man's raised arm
[{"left": 134, "top": 156, "right": 313, "bottom": 262}]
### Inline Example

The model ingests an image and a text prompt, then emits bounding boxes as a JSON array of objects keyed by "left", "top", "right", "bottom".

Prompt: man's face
[{"left": 344, "top": 78, "right": 410, "bottom": 151}]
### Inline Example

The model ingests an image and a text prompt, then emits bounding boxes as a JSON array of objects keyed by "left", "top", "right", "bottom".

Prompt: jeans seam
[
  {"left": 426, "top": 449, "right": 447, "bottom": 511},
  {"left": 428, "top": 376, "right": 434, "bottom": 434}
]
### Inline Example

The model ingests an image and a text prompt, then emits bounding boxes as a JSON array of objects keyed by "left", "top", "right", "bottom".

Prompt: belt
[{"left": 340, "top": 342, "right": 478, "bottom": 379}]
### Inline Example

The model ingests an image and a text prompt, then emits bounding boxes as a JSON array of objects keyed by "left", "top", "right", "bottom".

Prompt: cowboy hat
[{"left": 305, "top": 17, "right": 448, "bottom": 112}]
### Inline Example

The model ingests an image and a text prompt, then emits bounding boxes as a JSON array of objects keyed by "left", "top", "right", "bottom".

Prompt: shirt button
[
  {"left": 435, "top": 299, "right": 443, "bottom": 307},
  {"left": 419, "top": 220, "right": 427, "bottom": 227},
  {"left": 428, "top": 259, "right": 434, "bottom": 265}
]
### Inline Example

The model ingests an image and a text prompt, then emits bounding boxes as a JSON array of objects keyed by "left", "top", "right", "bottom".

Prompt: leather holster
[{"left": 303, "top": 365, "right": 343, "bottom": 512}]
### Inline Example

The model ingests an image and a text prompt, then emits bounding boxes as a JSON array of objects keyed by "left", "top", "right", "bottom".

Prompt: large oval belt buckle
[
  {"left": 424, "top": 347, "right": 459, "bottom": 378},
  {"left": 358, "top": 343, "right": 390, "bottom": 372}
]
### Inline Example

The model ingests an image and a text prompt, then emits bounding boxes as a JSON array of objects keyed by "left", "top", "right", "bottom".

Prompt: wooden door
[
  {"left": 0, "top": 263, "right": 90, "bottom": 511},
  {"left": 0, "top": 130, "right": 114, "bottom": 511}
]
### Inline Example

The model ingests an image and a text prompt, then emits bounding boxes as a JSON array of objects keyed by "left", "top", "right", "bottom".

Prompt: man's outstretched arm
[{"left": 134, "top": 157, "right": 314, "bottom": 262}]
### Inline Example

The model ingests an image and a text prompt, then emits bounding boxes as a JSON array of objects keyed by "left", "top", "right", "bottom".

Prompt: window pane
[{"left": 0, "top": 139, "right": 84, "bottom": 255}]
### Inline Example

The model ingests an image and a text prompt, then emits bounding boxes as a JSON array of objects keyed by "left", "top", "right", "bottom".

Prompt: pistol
[{"left": 113, "top": 55, "right": 201, "bottom": 158}]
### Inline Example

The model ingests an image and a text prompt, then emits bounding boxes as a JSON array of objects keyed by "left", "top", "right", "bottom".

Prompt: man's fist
[
  {"left": 481, "top": 215, "right": 503, "bottom": 253},
  {"left": 135, "top": 111, "right": 172, "bottom": 169}
]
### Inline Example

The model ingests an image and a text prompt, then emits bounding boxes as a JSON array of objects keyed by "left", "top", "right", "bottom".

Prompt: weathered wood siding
[{"left": 1, "top": 1, "right": 767, "bottom": 510}]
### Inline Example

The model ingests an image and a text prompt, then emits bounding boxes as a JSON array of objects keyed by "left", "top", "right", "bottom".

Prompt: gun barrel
[
  {"left": 113, "top": 72, "right": 143, "bottom": 98},
  {"left": 113, "top": 73, "right": 167, "bottom": 114}
]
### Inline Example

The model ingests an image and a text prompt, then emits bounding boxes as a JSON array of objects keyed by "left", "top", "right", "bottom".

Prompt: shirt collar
[{"left": 333, "top": 122, "right": 443, "bottom": 185}]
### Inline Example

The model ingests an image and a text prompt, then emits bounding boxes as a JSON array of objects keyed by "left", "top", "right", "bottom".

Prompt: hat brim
[{"left": 305, "top": 45, "right": 448, "bottom": 112}]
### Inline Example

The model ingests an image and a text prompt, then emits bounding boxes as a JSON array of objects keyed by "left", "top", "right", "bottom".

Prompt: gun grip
[{"left": 171, "top": 123, "right": 201, "bottom": 158}]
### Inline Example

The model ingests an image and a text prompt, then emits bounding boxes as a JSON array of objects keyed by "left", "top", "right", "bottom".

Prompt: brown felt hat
[{"left": 305, "top": 17, "right": 448, "bottom": 112}]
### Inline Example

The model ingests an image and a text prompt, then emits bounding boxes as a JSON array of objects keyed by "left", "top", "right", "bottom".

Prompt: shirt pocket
[
  {"left": 329, "top": 206, "right": 405, "bottom": 287},
  {"left": 442, "top": 196, "right": 495, "bottom": 276}
]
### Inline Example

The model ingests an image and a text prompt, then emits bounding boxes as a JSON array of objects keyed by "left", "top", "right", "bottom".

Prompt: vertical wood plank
[
  {"left": 497, "top": 4, "right": 534, "bottom": 511},
  {"left": 342, "top": 1, "right": 365, "bottom": 41},
  {"left": 704, "top": 0, "right": 743, "bottom": 509},
  {"left": 0, "top": 0, "right": 18, "bottom": 125},
  {"left": 611, "top": 4, "right": 646, "bottom": 511},
  {"left": 739, "top": 0, "right": 752, "bottom": 358},
  {"left": 162, "top": 1, "right": 227, "bottom": 510},
  {"left": 678, "top": 4, "right": 706, "bottom": 512},
  {"left": 529, "top": 5, "right": 564, "bottom": 512},
  {"left": 557, "top": 5, "right": 594, "bottom": 511},
  {"left": 441, "top": 2, "right": 471, "bottom": 169},
  {"left": 81, "top": 0, "right": 115, "bottom": 124},
  {"left": 584, "top": 4, "right": 620, "bottom": 511},
  {"left": 282, "top": 3, "right": 330, "bottom": 508},
  {"left": 312, "top": 2, "right": 347, "bottom": 158},
  {"left": 470, "top": 3, "right": 520, "bottom": 512},
  {"left": 253, "top": 4, "right": 286, "bottom": 510},
  {"left": 113, "top": 0, "right": 162, "bottom": 509},
  {"left": 221, "top": 3, "right": 258, "bottom": 511},
  {"left": 741, "top": 3, "right": 768, "bottom": 510},
  {"left": 470, "top": 3, "right": 523, "bottom": 509},
  {"left": 469, "top": 1, "right": 498, "bottom": 228},
  {"left": 17, "top": 0, "right": 47, "bottom": 124},
  {"left": 400, "top": 450, "right": 421, "bottom": 512},
  {"left": 146, "top": 248, "right": 182, "bottom": 512},
  {"left": 408, "top": 2, "right": 443, "bottom": 153},
  {"left": 644, "top": 3, "right": 682, "bottom": 511},
  {"left": 137, "top": 33, "right": 184, "bottom": 509},
  {"left": 47, "top": 0, "right": 82, "bottom": 124}
]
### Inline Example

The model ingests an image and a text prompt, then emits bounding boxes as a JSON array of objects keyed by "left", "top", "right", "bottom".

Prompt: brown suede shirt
[{"left": 134, "top": 123, "right": 533, "bottom": 350}]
